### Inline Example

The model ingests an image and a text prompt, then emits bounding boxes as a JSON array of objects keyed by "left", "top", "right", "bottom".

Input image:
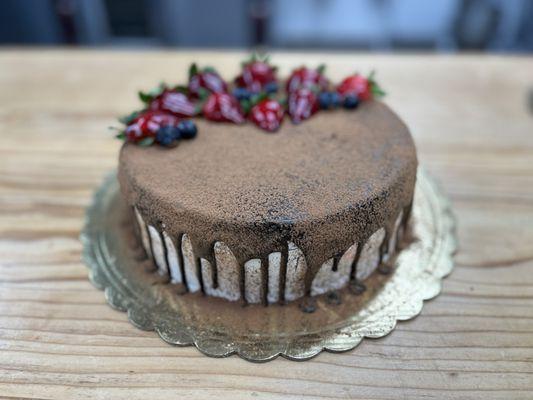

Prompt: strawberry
[
  {"left": 188, "top": 63, "right": 227, "bottom": 98},
  {"left": 148, "top": 89, "right": 197, "bottom": 117},
  {"left": 124, "top": 111, "right": 180, "bottom": 145},
  {"left": 336, "top": 72, "right": 385, "bottom": 101},
  {"left": 202, "top": 93, "right": 245, "bottom": 124},
  {"left": 249, "top": 99, "right": 284, "bottom": 132},
  {"left": 288, "top": 88, "right": 319, "bottom": 124},
  {"left": 286, "top": 66, "right": 328, "bottom": 93},
  {"left": 235, "top": 57, "right": 277, "bottom": 93}
]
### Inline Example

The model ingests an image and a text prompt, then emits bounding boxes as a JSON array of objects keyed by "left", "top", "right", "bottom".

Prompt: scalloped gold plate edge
[{"left": 80, "top": 167, "right": 457, "bottom": 362}]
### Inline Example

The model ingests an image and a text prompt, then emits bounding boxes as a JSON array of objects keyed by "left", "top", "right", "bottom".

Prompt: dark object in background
[
  {"left": 0, "top": 0, "right": 63, "bottom": 44},
  {"left": 249, "top": 0, "right": 270, "bottom": 47},
  {"left": 105, "top": 0, "right": 149, "bottom": 37},
  {"left": 453, "top": 0, "right": 500, "bottom": 49},
  {"left": 0, "top": 0, "right": 531, "bottom": 52}
]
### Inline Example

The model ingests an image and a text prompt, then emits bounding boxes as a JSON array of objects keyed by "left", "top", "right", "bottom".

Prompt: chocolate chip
[
  {"left": 133, "top": 248, "right": 147, "bottom": 261},
  {"left": 326, "top": 291, "right": 342, "bottom": 305},
  {"left": 151, "top": 273, "right": 170, "bottom": 285},
  {"left": 378, "top": 264, "right": 392, "bottom": 275},
  {"left": 141, "top": 260, "right": 157, "bottom": 272},
  {"left": 349, "top": 281, "right": 366, "bottom": 295},
  {"left": 174, "top": 283, "right": 188, "bottom": 295},
  {"left": 299, "top": 298, "right": 317, "bottom": 313}
]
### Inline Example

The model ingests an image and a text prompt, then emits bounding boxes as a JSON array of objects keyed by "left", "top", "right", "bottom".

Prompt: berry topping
[
  {"left": 188, "top": 63, "right": 227, "bottom": 98},
  {"left": 343, "top": 94, "right": 360, "bottom": 109},
  {"left": 202, "top": 93, "right": 245, "bottom": 124},
  {"left": 337, "top": 72, "right": 385, "bottom": 101},
  {"left": 318, "top": 91, "right": 341, "bottom": 110},
  {"left": 235, "top": 55, "right": 277, "bottom": 93},
  {"left": 264, "top": 81, "right": 279, "bottom": 94},
  {"left": 125, "top": 111, "right": 180, "bottom": 144},
  {"left": 148, "top": 89, "right": 197, "bottom": 117},
  {"left": 232, "top": 87, "right": 252, "bottom": 101},
  {"left": 156, "top": 125, "right": 181, "bottom": 147},
  {"left": 115, "top": 56, "right": 387, "bottom": 146},
  {"left": 249, "top": 99, "right": 284, "bottom": 132},
  {"left": 286, "top": 66, "right": 329, "bottom": 93},
  {"left": 177, "top": 120, "right": 198, "bottom": 139},
  {"left": 288, "top": 88, "right": 319, "bottom": 124}
]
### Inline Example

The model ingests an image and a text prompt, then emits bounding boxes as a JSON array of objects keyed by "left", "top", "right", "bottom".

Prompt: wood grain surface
[{"left": 1, "top": 50, "right": 532, "bottom": 399}]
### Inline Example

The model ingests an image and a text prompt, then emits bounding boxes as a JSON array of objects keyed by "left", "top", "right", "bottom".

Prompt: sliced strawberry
[
  {"left": 149, "top": 89, "right": 197, "bottom": 117},
  {"left": 202, "top": 93, "right": 245, "bottom": 124},
  {"left": 288, "top": 88, "right": 319, "bottom": 124},
  {"left": 249, "top": 99, "right": 284, "bottom": 132},
  {"left": 125, "top": 111, "right": 180, "bottom": 143},
  {"left": 286, "top": 66, "right": 328, "bottom": 93},
  {"left": 235, "top": 60, "right": 277, "bottom": 93},
  {"left": 337, "top": 72, "right": 385, "bottom": 101},
  {"left": 188, "top": 63, "right": 227, "bottom": 98}
]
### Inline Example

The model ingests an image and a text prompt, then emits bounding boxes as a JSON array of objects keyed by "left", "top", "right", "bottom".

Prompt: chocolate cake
[{"left": 118, "top": 100, "right": 418, "bottom": 305}]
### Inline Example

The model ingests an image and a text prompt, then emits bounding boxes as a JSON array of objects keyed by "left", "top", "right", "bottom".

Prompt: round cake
[{"left": 118, "top": 100, "right": 417, "bottom": 305}]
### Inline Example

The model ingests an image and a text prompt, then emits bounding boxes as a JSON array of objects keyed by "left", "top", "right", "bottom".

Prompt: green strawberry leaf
[
  {"left": 119, "top": 110, "right": 141, "bottom": 125},
  {"left": 188, "top": 63, "right": 199, "bottom": 80},
  {"left": 240, "top": 99, "right": 252, "bottom": 115},
  {"left": 250, "top": 92, "right": 268, "bottom": 106},
  {"left": 366, "top": 70, "right": 385, "bottom": 98},
  {"left": 371, "top": 85, "right": 386, "bottom": 98},
  {"left": 308, "top": 84, "right": 321, "bottom": 94},
  {"left": 195, "top": 92, "right": 212, "bottom": 114},
  {"left": 115, "top": 131, "right": 126, "bottom": 140},
  {"left": 194, "top": 102, "right": 204, "bottom": 115},
  {"left": 246, "top": 52, "right": 270, "bottom": 65},
  {"left": 138, "top": 137, "right": 155, "bottom": 147},
  {"left": 197, "top": 87, "right": 210, "bottom": 101},
  {"left": 317, "top": 64, "right": 326, "bottom": 75},
  {"left": 173, "top": 85, "right": 189, "bottom": 94},
  {"left": 138, "top": 91, "right": 153, "bottom": 104},
  {"left": 139, "top": 82, "right": 167, "bottom": 104},
  {"left": 203, "top": 66, "right": 217, "bottom": 74}
]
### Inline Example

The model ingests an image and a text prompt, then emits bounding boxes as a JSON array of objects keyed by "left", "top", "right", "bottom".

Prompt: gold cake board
[{"left": 81, "top": 168, "right": 456, "bottom": 362}]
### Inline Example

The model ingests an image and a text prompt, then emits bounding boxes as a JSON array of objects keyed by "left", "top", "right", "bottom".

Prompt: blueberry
[
  {"left": 330, "top": 92, "right": 341, "bottom": 108},
  {"left": 264, "top": 81, "right": 278, "bottom": 94},
  {"left": 156, "top": 125, "right": 179, "bottom": 147},
  {"left": 343, "top": 94, "right": 360, "bottom": 109},
  {"left": 233, "top": 87, "right": 251, "bottom": 101},
  {"left": 318, "top": 92, "right": 331, "bottom": 109},
  {"left": 177, "top": 120, "right": 197, "bottom": 139}
]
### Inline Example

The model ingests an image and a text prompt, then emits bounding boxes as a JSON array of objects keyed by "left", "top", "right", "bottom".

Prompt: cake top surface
[{"left": 120, "top": 101, "right": 415, "bottom": 224}]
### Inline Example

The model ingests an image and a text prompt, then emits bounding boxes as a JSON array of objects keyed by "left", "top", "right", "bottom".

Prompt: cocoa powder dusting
[{"left": 118, "top": 101, "right": 418, "bottom": 294}]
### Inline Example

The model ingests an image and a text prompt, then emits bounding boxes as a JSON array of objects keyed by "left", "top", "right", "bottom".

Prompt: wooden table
[{"left": 1, "top": 50, "right": 532, "bottom": 399}]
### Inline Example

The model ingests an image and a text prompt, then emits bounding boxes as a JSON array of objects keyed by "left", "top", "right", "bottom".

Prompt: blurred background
[{"left": 1, "top": 0, "right": 532, "bottom": 52}]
